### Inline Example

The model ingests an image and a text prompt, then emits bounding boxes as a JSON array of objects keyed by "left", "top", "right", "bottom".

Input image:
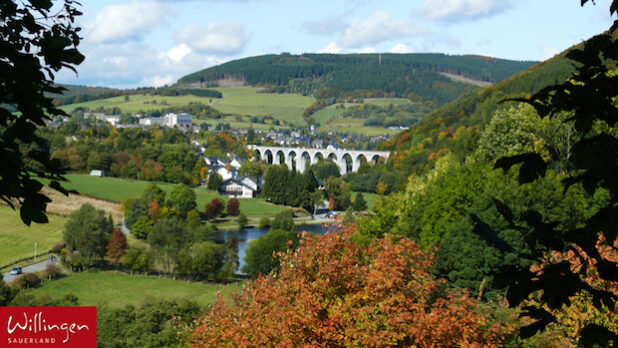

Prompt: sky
[{"left": 54, "top": 0, "right": 616, "bottom": 88}]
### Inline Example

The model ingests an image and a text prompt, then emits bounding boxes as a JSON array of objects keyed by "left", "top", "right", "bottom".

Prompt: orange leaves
[
  {"left": 189, "top": 227, "right": 516, "bottom": 347},
  {"left": 147, "top": 200, "right": 160, "bottom": 222}
]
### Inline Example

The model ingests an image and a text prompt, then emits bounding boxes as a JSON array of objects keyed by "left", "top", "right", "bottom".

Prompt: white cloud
[
  {"left": 160, "top": 44, "right": 193, "bottom": 63},
  {"left": 390, "top": 43, "right": 412, "bottom": 53},
  {"left": 418, "top": 0, "right": 512, "bottom": 21},
  {"left": 55, "top": 40, "right": 228, "bottom": 88},
  {"left": 175, "top": 22, "right": 251, "bottom": 54},
  {"left": 140, "top": 75, "right": 176, "bottom": 88},
  {"left": 87, "top": 1, "right": 171, "bottom": 43},
  {"left": 317, "top": 42, "right": 342, "bottom": 54},
  {"left": 338, "top": 11, "right": 424, "bottom": 48}
]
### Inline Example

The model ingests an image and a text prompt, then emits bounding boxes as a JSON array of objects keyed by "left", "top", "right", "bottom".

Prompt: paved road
[{"left": 3, "top": 259, "right": 60, "bottom": 283}]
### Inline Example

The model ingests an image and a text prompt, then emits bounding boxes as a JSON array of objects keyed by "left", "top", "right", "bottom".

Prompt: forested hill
[
  {"left": 51, "top": 84, "right": 124, "bottom": 106},
  {"left": 178, "top": 53, "right": 536, "bottom": 106},
  {"left": 378, "top": 39, "right": 582, "bottom": 175}
]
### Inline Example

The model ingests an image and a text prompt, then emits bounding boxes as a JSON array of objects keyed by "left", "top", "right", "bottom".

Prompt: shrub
[
  {"left": 258, "top": 217, "right": 270, "bottom": 229},
  {"left": 42, "top": 263, "right": 62, "bottom": 280},
  {"left": 14, "top": 273, "right": 41, "bottom": 289}
]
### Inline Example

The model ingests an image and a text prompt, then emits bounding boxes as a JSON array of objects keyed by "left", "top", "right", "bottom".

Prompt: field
[
  {"left": 0, "top": 206, "right": 66, "bottom": 269},
  {"left": 328, "top": 117, "right": 365, "bottom": 127},
  {"left": 312, "top": 107, "right": 344, "bottom": 125},
  {"left": 363, "top": 98, "right": 413, "bottom": 107},
  {"left": 56, "top": 174, "right": 287, "bottom": 216},
  {"left": 321, "top": 125, "right": 400, "bottom": 136},
  {"left": 194, "top": 118, "right": 289, "bottom": 132},
  {"left": 25, "top": 271, "right": 243, "bottom": 307},
  {"left": 358, "top": 192, "right": 378, "bottom": 211},
  {"left": 42, "top": 186, "right": 123, "bottom": 223},
  {"left": 59, "top": 94, "right": 214, "bottom": 114},
  {"left": 209, "top": 87, "right": 314, "bottom": 125}
]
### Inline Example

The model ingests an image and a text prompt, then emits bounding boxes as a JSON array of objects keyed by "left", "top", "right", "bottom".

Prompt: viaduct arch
[{"left": 248, "top": 145, "right": 391, "bottom": 175}]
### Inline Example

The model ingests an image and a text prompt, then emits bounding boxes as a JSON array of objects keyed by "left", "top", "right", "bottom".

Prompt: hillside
[
  {"left": 379, "top": 40, "right": 581, "bottom": 175},
  {"left": 179, "top": 53, "right": 536, "bottom": 106}
]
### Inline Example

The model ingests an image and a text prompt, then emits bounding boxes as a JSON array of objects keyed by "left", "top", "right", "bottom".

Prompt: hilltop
[{"left": 179, "top": 53, "right": 536, "bottom": 107}]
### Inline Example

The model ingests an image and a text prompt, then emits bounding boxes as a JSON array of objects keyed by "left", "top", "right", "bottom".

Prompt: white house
[
  {"left": 213, "top": 165, "right": 236, "bottom": 181},
  {"left": 89, "top": 170, "right": 104, "bottom": 177},
  {"left": 229, "top": 157, "right": 242, "bottom": 169},
  {"left": 220, "top": 176, "right": 258, "bottom": 198},
  {"left": 138, "top": 113, "right": 192, "bottom": 127}
]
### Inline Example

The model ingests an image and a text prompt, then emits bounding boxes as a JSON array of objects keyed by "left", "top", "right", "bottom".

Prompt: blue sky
[{"left": 55, "top": 0, "right": 615, "bottom": 88}]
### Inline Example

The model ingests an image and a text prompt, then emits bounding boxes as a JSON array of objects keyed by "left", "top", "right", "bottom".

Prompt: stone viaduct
[{"left": 247, "top": 145, "right": 391, "bottom": 175}]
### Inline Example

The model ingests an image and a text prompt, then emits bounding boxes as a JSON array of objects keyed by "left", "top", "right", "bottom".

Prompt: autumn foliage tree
[
  {"left": 226, "top": 198, "right": 240, "bottom": 216},
  {"left": 106, "top": 228, "right": 128, "bottom": 268},
  {"left": 204, "top": 197, "right": 224, "bottom": 219},
  {"left": 190, "top": 225, "right": 517, "bottom": 346}
]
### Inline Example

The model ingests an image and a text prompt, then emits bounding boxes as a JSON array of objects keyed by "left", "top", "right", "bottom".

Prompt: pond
[{"left": 216, "top": 223, "right": 334, "bottom": 272}]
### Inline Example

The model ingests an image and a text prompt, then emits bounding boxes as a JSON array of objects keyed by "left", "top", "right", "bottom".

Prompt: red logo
[{"left": 0, "top": 307, "right": 96, "bottom": 347}]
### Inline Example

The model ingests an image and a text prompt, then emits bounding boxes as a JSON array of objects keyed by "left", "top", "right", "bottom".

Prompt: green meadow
[
  {"left": 210, "top": 87, "right": 314, "bottom": 124},
  {"left": 59, "top": 94, "right": 214, "bottom": 114},
  {"left": 0, "top": 206, "right": 65, "bottom": 268},
  {"left": 312, "top": 107, "right": 345, "bottom": 125},
  {"left": 321, "top": 125, "right": 400, "bottom": 136},
  {"left": 363, "top": 98, "right": 413, "bottom": 107},
  {"left": 25, "top": 271, "right": 243, "bottom": 307},
  {"left": 57, "top": 174, "right": 287, "bottom": 216}
]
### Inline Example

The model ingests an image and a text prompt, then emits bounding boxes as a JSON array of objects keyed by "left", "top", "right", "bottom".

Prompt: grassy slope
[
  {"left": 60, "top": 174, "right": 287, "bottom": 216},
  {"left": 25, "top": 271, "right": 243, "bottom": 307},
  {"left": 312, "top": 108, "right": 344, "bottom": 125},
  {"left": 321, "top": 126, "right": 400, "bottom": 136},
  {"left": 359, "top": 192, "right": 378, "bottom": 211},
  {"left": 0, "top": 206, "right": 65, "bottom": 268},
  {"left": 363, "top": 98, "right": 413, "bottom": 107},
  {"left": 194, "top": 118, "right": 290, "bottom": 132},
  {"left": 59, "top": 94, "right": 214, "bottom": 114},
  {"left": 209, "top": 87, "right": 314, "bottom": 124}
]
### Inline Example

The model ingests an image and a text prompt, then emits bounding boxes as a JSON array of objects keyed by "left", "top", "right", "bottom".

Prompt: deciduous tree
[
  {"left": 204, "top": 197, "right": 224, "bottom": 219},
  {"left": 226, "top": 198, "right": 240, "bottom": 216},
  {"left": 191, "top": 226, "right": 517, "bottom": 346},
  {"left": 63, "top": 203, "right": 113, "bottom": 266},
  {"left": 106, "top": 228, "right": 128, "bottom": 268}
]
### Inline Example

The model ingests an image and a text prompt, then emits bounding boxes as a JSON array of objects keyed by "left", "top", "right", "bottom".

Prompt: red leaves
[
  {"left": 106, "top": 228, "right": 127, "bottom": 266},
  {"left": 189, "top": 227, "right": 516, "bottom": 347}
]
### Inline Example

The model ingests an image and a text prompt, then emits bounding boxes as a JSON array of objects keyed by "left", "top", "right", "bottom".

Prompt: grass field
[
  {"left": 329, "top": 117, "right": 366, "bottom": 126},
  {"left": 312, "top": 107, "right": 345, "bottom": 125},
  {"left": 194, "top": 118, "right": 289, "bottom": 132},
  {"left": 364, "top": 98, "right": 413, "bottom": 107},
  {"left": 25, "top": 271, "right": 243, "bottom": 307},
  {"left": 0, "top": 206, "right": 65, "bottom": 268},
  {"left": 210, "top": 87, "right": 314, "bottom": 125},
  {"left": 57, "top": 174, "right": 287, "bottom": 216},
  {"left": 59, "top": 94, "right": 215, "bottom": 114},
  {"left": 321, "top": 125, "right": 400, "bottom": 136},
  {"left": 357, "top": 192, "right": 378, "bottom": 211}
]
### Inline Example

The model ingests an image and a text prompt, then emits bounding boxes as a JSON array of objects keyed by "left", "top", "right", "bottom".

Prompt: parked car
[{"left": 9, "top": 267, "right": 22, "bottom": 275}]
